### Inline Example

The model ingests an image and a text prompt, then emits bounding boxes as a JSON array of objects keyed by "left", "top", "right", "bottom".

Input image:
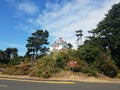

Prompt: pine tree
[
  {"left": 88, "top": 2, "right": 120, "bottom": 68},
  {"left": 26, "top": 30, "right": 49, "bottom": 60}
]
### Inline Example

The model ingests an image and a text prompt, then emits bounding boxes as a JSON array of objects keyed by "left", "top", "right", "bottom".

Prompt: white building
[{"left": 50, "top": 38, "right": 67, "bottom": 52}]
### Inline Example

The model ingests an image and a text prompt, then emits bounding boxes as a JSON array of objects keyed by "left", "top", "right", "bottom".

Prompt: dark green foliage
[
  {"left": 0, "top": 48, "right": 18, "bottom": 64},
  {"left": 77, "top": 45, "right": 103, "bottom": 63},
  {"left": 76, "top": 44, "right": 118, "bottom": 77},
  {"left": 5, "top": 48, "right": 18, "bottom": 59},
  {"left": 55, "top": 51, "right": 69, "bottom": 69},
  {"left": 82, "top": 67, "right": 97, "bottom": 77},
  {"left": 0, "top": 50, "right": 9, "bottom": 64},
  {"left": 26, "top": 30, "right": 49, "bottom": 60},
  {"left": 8, "top": 58, "right": 20, "bottom": 66},
  {"left": 88, "top": 2, "right": 120, "bottom": 68},
  {"left": 99, "top": 60, "right": 118, "bottom": 78},
  {"left": 67, "top": 49, "right": 78, "bottom": 57},
  {"left": 67, "top": 43, "right": 73, "bottom": 49},
  {"left": 5, "top": 48, "right": 19, "bottom": 65}
]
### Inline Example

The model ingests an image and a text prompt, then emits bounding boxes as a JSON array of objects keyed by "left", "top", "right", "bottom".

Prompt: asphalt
[{"left": 0, "top": 77, "right": 120, "bottom": 90}]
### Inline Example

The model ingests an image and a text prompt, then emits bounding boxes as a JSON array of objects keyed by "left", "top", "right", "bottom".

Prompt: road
[{"left": 0, "top": 78, "right": 120, "bottom": 90}]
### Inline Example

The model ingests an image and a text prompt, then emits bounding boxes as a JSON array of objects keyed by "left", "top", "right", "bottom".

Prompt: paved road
[{"left": 0, "top": 78, "right": 120, "bottom": 90}]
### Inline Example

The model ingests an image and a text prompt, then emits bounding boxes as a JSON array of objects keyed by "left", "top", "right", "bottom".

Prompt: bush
[
  {"left": 67, "top": 57, "right": 98, "bottom": 77},
  {"left": 8, "top": 58, "right": 20, "bottom": 66},
  {"left": 117, "top": 72, "right": 120, "bottom": 78},
  {"left": 77, "top": 45, "right": 103, "bottom": 63},
  {"left": 67, "top": 49, "right": 78, "bottom": 57},
  {"left": 53, "top": 51, "right": 69, "bottom": 69},
  {"left": 18, "top": 64, "right": 31, "bottom": 75},
  {"left": 100, "top": 60, "right": 118, "bottom": 77},
  {"left": 2, "top": 66, "right": 19, "bottom": 75},
  {"left": 33, "top": 55, "right": 59, "bottom": 78},
  {"left": 2, "top": 64, "right": 32, "bottom": 75},
  {"left": 82, "top": 66, "right": 97, "bottom": 77}
]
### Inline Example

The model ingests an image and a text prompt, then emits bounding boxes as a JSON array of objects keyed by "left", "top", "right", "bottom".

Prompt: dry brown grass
[{"left": 1, "top": 71, "right": 120, "bottom": 83}]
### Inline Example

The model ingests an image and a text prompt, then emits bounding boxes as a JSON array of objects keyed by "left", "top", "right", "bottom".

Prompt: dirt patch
[{"left": 0, "top": 71, "right": 120, "bottom": 83}]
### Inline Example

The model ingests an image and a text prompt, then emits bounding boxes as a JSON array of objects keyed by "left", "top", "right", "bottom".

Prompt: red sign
[{"left": 68, "top": 60, "right": 77, "bottom": 67}]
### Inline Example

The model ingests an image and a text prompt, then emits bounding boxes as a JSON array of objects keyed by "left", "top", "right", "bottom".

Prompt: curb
[{"left": 0, "top": 75, "right": 75, "bottom": 84}]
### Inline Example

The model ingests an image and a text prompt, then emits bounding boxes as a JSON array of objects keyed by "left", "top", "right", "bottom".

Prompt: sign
[{"left": 68, "top": 60, "right": 78, "bottom": 67}]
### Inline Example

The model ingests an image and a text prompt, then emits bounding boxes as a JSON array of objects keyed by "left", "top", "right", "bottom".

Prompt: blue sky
[{"left": 0, "top": 0, "right": 119, "bottom": 56}]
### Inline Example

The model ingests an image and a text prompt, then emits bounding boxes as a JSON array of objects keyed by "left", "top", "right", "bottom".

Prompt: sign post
[{"left": 68, "top": 60, "right": 78, "bottom": 71}]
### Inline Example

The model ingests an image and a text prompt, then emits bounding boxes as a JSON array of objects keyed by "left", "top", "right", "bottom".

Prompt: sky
[{"left": 0, "top": 0, "right": 119, "bottom": 56}]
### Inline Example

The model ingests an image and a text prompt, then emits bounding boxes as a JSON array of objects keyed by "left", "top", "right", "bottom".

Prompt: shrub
[
  {"left": 55, "top": 57, "right": 67, "bottom": 69},
  {"left": 54, "top": 51, "right": 69, "bottom": 69},
  {"left": 18, "top": 64, "right": 31, "bottom": 75},
  {"left": 100, "top": 60, "right": 118, "bottom": 77},
  {"left": 8, "top": 58, "right": 20, "bottom": 66},
  {"left": 34, "top": 55, "right": 59, "bottom": 78},
  {"left": 2, "top": 64, "right": 32, "bottom": 75},
  {"left": 67, "top": 49, "right": 78, "bottom": 57},
  {"left": 67, "top": 57, "right": 98, "bottom": 77},
  {"left": 81, "top": 66, "right": 97, "bottom": 77},
  {"left": 117, "top": 72, "right": 120, "bottom": 78},
  {"left": 2, "top": 66, "right": 19, "bottom": 75},
  {"left": 77, "top": 45, "right": 103, "bottom": 63}
]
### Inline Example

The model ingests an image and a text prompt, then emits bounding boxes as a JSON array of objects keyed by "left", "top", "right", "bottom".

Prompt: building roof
[{"left": 50, "top": 38, "right": 67, "bottom": 47}]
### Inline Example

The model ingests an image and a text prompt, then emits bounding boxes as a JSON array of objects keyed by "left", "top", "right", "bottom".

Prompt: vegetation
[
  {"left": 0, "top": 48, "right": 19, "bottom": 65},
  {"left": 26, "top": 30, "right": 49, "bottom": 60},
  {"left": 85, "top": 3, "right": 120, "bottom": 68},
  {"left": 1, "top": 2, "right": 120, "bottom": 78}
]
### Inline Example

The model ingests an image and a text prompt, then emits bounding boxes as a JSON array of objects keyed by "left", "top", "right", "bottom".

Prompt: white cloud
[
  {"left": 6, "top": 0, "right": 39, "bottom": 15},
  {"left": 3, "top": 42, "right": 24, "bottom": 48},
  {"left": 25, "top": 0, "right": 119, "bottom": 49},
  {"left": 17, "top": 1, "right": 38, "bottom": 15}
]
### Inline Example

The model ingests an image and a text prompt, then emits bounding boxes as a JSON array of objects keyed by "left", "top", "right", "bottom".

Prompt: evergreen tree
[
  {"left": 5, "top": 48, "right": 18, "bottom": 59},
  {"left": 88, "top": 2, "right": 120, "bottom": 68},
  {"left": 67, "top": 43, "right": 73, "bottom": 49},
  {"left": 0, "top": 50, "right": 8, "bottom": 63},
  {"left": 26, "top": 30, "right": 49, "bottom": 60},
  {"left": 0, "top": 48, "right": 18, "bottom": 64}
]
